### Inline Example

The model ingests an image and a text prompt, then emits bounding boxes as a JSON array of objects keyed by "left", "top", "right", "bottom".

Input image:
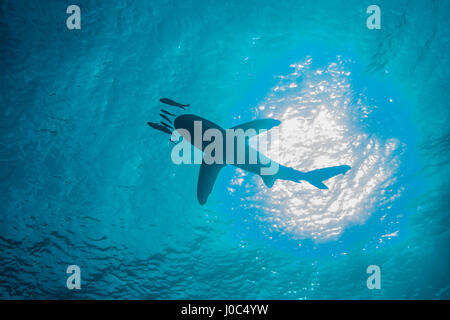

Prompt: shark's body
[{"left": 174, "top": 114, "right": 351, "bottom": 205}]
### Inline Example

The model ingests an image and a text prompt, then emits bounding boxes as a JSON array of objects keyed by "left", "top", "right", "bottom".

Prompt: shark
[{"left": 173, "top": 114, "right": 351, "bottom": 205}]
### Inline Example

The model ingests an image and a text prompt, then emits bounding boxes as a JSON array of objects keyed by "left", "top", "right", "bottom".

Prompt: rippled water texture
[
  {"left": 236, "top": 57, "right": 404, "bottom": 242},
  {"left": 0, "top": 0, "right": 449, "bottom": 299}
]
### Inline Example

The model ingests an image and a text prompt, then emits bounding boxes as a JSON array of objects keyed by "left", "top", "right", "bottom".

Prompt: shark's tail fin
[
  {"left": 301, "top": 165, "right": 351, "bottom": 189},
  {"left": 302, "top": 172, "right": 329, "bottom": 189}
]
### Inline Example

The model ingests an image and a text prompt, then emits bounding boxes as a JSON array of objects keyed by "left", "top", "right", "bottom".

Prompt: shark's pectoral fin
[
  {"left": 231, "top": 119, "right": 281, "bottom": 138},
  {"left": 197, "top": 161, "right": 225, "bottom": 205}
]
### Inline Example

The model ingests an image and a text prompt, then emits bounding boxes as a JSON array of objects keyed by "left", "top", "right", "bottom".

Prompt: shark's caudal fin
[
  {"left": 302, "top": 174, "right": 329, "bottom": 189},
  {"left": 274, "top": 164, "right": 351, "bottom": 189},
  {"left": 301, "top": 165, "right": 351, "bottom": 189}
]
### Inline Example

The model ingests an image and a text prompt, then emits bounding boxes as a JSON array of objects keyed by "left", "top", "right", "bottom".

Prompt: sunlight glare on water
[{"left": 235, "top": 57, "right": 404, "bottom": 242}]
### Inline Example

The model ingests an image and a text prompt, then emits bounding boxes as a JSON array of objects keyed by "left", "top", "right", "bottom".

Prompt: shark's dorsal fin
[
  {"left": 197, "top": 160, "right": 225, "bottom": 205},
  {"left": 231, "top": 119, "right": 281, "bottom": 137}
]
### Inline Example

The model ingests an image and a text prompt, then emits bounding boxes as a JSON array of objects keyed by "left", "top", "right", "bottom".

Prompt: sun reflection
[{"left": 232, "top": 56, "right": 403, "bottom": 242}]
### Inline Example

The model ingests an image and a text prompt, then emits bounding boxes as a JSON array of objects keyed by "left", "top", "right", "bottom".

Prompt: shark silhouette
[{"left": 173, "top": 114, "right": 351, "bottom": 205}]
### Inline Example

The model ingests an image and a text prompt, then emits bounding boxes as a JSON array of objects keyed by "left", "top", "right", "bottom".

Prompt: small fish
[
  {"left": 161, "top": 109, "right": 176, "bottom": 117},
  {"left": 160, "top": 121, "right": 173, "bottom": 130},
  {"left": 160, "top": 113, "right": 173, "bottom": 124},
  {"left": 160, "top": 98, "right": 189, "bottom": 109},
  {"left": 147, "top": 122, "right": 171, "bottom": 135},
  {"left": 38, "top": 128, "right": 57, "bottom": 134}
]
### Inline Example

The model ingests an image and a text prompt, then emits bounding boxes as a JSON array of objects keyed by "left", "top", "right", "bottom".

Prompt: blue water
[{"left": 0, "top": 0, "right": 449, "bottom": 299}]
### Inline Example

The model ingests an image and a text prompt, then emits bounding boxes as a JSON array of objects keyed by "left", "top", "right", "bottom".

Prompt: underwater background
[{"left": 0, "top": 0, "right": 449, "bottom": 299}]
